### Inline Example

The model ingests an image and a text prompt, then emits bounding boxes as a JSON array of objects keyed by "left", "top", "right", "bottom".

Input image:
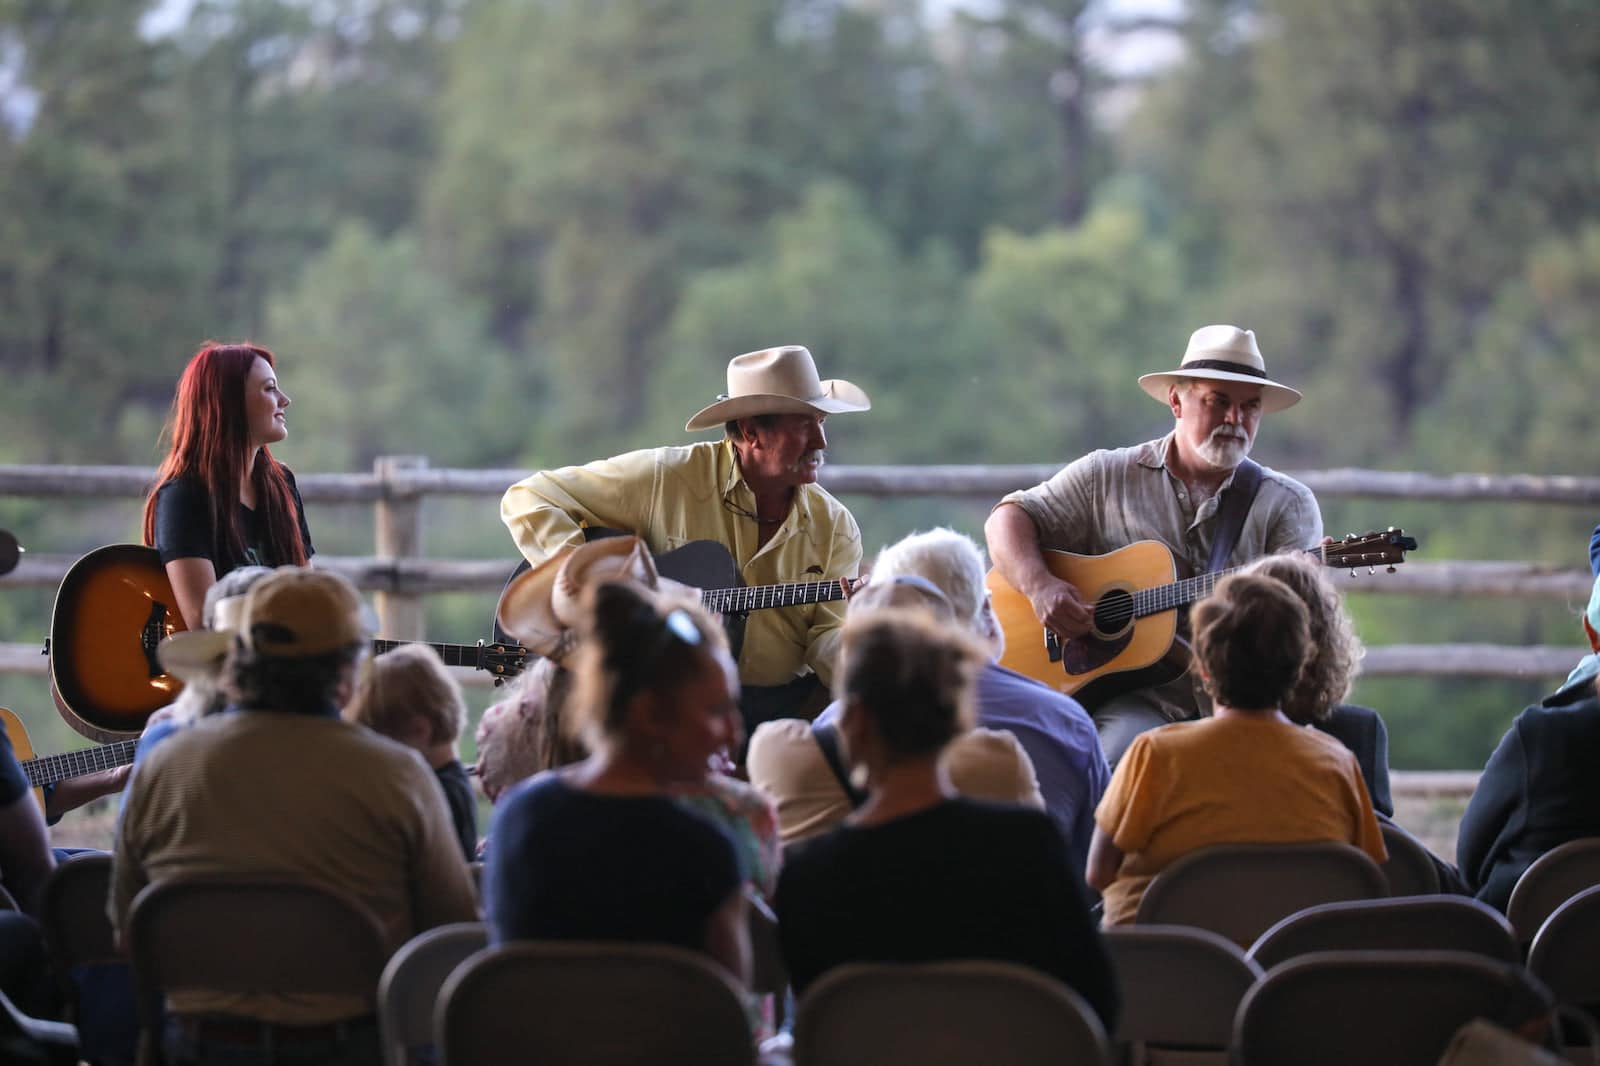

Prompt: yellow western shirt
[{"left": 501, "top": 439, "right": 861, "bottom": 688}]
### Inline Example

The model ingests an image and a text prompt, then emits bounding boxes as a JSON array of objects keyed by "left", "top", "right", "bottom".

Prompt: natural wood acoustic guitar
[
  {"left": 2, "top": 706, "right": 137, "bottom": 813},
  {"left": 47, "top": 544, "right": 529, "bottom": 740},
  {"left": 986, "top": 529, "right": 1417, "bottom": 708}
]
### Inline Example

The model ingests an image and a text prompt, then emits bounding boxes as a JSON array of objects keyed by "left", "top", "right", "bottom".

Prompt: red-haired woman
[{"left": 141, "top": 343, "right": 313, "bottom": 630}]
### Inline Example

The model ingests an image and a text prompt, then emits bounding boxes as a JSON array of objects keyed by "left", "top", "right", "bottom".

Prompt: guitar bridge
[{"left": 1045, "top": 630, "right": 1062, "bottom": 664}]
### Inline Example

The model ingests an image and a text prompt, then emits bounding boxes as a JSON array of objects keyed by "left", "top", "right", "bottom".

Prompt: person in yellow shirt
[
  {"left": 1086, "top": 572, "right": 1386, "bottom": 925},
  {"left": 501, "top": 345, "right": 871, "bottom": 737}
]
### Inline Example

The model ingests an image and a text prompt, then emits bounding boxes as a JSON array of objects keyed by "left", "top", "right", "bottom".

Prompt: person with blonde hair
[
  {"left": 775, "top": 609, "right": 1117, "bottom": 1029},
  {"left": 484, "top": 581, "right": 750, "bottom": 982},
  {"left": 345, "top": 643, "right": 477, "bottom": 860},
  {"left": 1087, "top": 573, "right": 1386, "bottom": 925}
]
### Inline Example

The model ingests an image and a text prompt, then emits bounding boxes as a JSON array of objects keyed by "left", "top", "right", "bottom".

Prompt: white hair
[{"left": 867, "top": 528, "right": 988, "bottom": 635}]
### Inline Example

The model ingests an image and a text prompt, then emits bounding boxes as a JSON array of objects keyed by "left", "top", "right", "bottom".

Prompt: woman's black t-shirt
[{"left": 153, "top": 470, "right": 314, "bottom": 577}]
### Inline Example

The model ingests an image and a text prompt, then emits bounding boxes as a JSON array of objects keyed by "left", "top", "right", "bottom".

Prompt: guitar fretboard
[
  {"left": 1127, "top": 542, "right": 1379, "bottom": 621},
  {"left": 24, "top": 739, "right": 138, "bottom": 789},
  {"left": 372, "top": 639, "right": 481, "bottom": 669},
  {"left": 701, "top": 581, "right": 847, "bottom": 615}
]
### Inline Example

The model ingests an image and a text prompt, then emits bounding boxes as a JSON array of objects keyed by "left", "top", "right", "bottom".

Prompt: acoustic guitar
[
  {"left": 2, "top": 706, "right": 137, "bottom": 813},
  {"left": 48, "top": 544, "right": 529, "bottom": 740},
  {"left": 986, "top": 529, "right": 1417, "bottom": 708}
]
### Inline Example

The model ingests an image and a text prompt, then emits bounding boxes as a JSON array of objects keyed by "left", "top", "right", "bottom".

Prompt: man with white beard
[{"left": 985, "top": 325, "right": 1322, "bottom": 764}]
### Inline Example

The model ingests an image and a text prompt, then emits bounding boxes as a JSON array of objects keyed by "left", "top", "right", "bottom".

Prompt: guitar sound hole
[{"left": 1092, "top": 589, "right": 1134, "bottom": 640}]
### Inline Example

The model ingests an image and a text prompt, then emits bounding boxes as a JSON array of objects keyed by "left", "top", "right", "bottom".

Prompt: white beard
[{"left": 1195, "top": 428, "right": 1252, "bottom": 469}]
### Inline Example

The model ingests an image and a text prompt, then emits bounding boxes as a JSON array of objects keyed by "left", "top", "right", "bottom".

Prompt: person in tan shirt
[
  {"left": 1086, "top": 573, "right": 1386, "bottom": 925},
  {"left": 111, "top": 568, "right": 478, "bottom": 1060}
]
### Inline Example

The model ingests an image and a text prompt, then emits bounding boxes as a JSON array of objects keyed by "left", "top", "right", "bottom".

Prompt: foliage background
[{"left": 2, "top": 0, "right": 1597, "bottom": 819}]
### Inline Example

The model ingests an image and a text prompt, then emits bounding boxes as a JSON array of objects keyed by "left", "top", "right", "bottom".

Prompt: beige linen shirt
[
  {"left": 501, "top": 439, "right": 862, "bottom": 688},
  {"left": 999, "top": 433, "right": 1323, "bottom": 573},
  {"left": 111, "top": 711, "right": 480, "bottom": 1023},
  {"left": 746, "top": 718, "right": 1046, "bottom": 845}
]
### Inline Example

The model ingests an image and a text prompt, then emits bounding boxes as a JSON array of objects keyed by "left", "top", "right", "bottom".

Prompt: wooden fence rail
[{"left": 2, "top": 459, "right": 1594, "bottom": 685}]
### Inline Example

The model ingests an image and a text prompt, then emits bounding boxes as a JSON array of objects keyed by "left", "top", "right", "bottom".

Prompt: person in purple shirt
[{"left": 815, "top": 529, "right": 1109, "bottom": 871}]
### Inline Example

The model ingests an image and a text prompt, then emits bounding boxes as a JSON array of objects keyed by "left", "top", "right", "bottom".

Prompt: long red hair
[{"left": 141, "top": 342, "right": 309, "bottom": 567}]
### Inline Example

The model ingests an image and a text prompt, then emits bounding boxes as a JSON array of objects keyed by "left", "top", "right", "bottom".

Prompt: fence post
[{"left": 374, "top": 455, "right": 427, "bottom": 640}]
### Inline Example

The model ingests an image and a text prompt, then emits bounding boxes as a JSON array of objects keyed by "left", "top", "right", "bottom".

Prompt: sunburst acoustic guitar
[
  {"left": 986, "top": 529, "right": 1418, "bottom": 708},
  {"left": 47, "top": 544, "right": 529, "bottom": 740}
]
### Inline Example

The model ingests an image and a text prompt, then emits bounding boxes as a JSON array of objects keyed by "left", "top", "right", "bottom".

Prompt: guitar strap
[
  {"left": 811, "top": 722, "right": 869, "bottom": 809},
  {"left": 1206, "top": 458, "right": 1263, "bottom": 574}
]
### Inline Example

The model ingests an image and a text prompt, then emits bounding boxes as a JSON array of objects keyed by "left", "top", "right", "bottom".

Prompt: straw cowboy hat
[
  {"left": 685, "top": 345, "right": 871, "bottom": 432},
  {"left": 156, "top": 591, "right": 252, "bottom": 683},
  {"left": 496, "top": 537, "right": 691, "bottom": 662},
  {"left": 1137, "top": 325, "right": 1302, "bottom": 413}
]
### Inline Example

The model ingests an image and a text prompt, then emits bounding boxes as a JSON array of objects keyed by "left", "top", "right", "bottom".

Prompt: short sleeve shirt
[
  {"left": 999, "top": 435, "right": 1323, "bottom": 576},
  {"left": 1094, "top": 714, "right": 1387, "bottom": 925},
  {"left": 154, "top": 470, "right": 315, "bottom": 577},
  {"left": 484, "top": 774, "right": 742, "bottom": 951}
]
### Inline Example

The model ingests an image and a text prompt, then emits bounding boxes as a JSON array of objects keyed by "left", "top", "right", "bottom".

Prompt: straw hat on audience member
[
  {"left": 496, "top": 537, "right": 692, "bottom": 663},
  {"left": 156, "top": 590, "right": 253, "bottom": 682}
]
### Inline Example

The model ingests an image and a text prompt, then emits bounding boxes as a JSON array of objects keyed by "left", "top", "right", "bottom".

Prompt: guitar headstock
[
  {"left": 1320, "top": 528, "right": 1418, "bottom": 572},
  {"left": 478, "top": 642, "right": 529, "bottom": 679}
]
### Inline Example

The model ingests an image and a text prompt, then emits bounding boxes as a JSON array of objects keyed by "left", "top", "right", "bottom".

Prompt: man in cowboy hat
[
  {"left": 501, "top": 345, "right": 871, "bottom": 736},
  {"left": 985, "top": 325, "right": 1323, "bottom": 765}
]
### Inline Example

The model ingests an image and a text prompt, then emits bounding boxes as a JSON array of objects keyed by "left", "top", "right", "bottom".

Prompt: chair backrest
[
  {"left": 1234, "top": 950, "right": 1553, "bottom": 1066},
  {"left": 377, "top": 922, "right": 488, "bottom": 1066},
  {"left": 1103, "top": 924, "right": 1260, "bottom": 1056},
  {"left": 794, "top": 960, "right": 1111, "bottom": 1066},
  {"left": 1248, "top": 895, "right": 1518, "bottom": 970},
  {"left": 1134, "top": 842, "right": 1389, "bottom": 948},
  {"left": 437, "top": 941, "right": 754, "bottom": 1066},
  {"left": 127, "top": 875, "right": 390, "bottom": 1036},
  {"left": 1377, "top": 820, "right": 1441, "bottom": 896},
  {"left": 1506, "top": 837, "right": 1600, "bottom": 945},
  {"left": 39, "top": 853, "right": 117, "bottom": 976},
  {"left": 1527, "top": 884, "right": 1600, "bottom": 1013}
]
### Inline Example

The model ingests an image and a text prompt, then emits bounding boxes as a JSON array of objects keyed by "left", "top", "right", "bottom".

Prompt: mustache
[{"left": 797, "top": 449, "right": 826, "bottom": 468}]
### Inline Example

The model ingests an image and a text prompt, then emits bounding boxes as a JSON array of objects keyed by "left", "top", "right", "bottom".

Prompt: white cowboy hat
[
  {"left": 496, "top": 537, "right": 693, "bottom": 662},
  {"left": 685, "top": 345, "right": 871, "bottom": 432},
  {"left": 1137, "top": 325, "right": 1302, "bottom": 413}
]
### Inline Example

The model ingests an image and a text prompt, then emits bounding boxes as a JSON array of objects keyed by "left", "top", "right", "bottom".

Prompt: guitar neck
[
  {"left": 1129, "top": 545, "right": 1333, "bottom": 621},
  {"left": 23, "top": 739, "right": 138, "bottom": 789},
  {"left": 371, "top": 639, "right": 484, "bottom": 669},
  {"left": 700, "top": 580, "right": 847, "bottom": 615}
]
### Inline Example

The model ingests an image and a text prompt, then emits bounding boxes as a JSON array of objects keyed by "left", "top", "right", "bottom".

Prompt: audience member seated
[
  {"left": 752, "top": 528, "right": 1105, "bottom": 868},
  {"left": 1457, "top": 571, "right": 1600, "bottom": 911},
  {"left": 774, "top": 608, "right": 1117, "bottom": 1030},
  {"left": 1087, "top": 573, "right": 1387, "bottom": 925},
  {"left": 484, "top": 579, "right": 750, "bottom": 985},
  {"left": 490, "top": 538, "right": 782, "bottom": 898},
  {"left": 750, "top": 572, "right": 1044, "bottom": 841},
  {"left": 111, "top": 567, "right": 479, "bottom": 1066},
  {"left": 344, "top": 643, "right": 478, "bottom": 860},
  {"left": 1243, "top": 551, "right": 1392, "bottom": 815},
  {"left": 134, "top": 564, "right": 276, "bottom": 770}
]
